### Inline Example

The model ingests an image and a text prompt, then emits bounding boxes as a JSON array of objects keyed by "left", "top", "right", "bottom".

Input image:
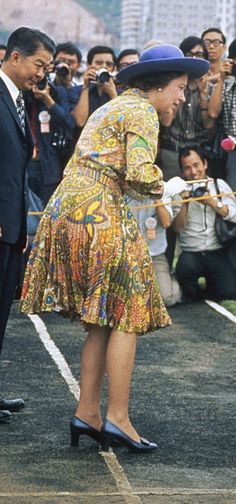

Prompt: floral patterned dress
[{"left": 20, "top": 88, "right": 171, "bottom": 334}]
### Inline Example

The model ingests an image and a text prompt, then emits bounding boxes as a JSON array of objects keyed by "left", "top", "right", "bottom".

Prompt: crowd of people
[{"left": 0, "top": 25, "right": 236, "bottom": 453}]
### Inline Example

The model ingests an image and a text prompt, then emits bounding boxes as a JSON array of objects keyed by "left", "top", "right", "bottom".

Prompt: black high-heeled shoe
[
  {"left": 70, "top": 416, "right": 101, "bottom": 447},
  {"left": 100, "top": 419, "right": 158, "bottom": 453}
]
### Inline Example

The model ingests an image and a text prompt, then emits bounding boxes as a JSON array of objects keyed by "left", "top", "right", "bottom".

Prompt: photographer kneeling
[{"left": 173, "top": 145, "right": 236, "bottom": 301}]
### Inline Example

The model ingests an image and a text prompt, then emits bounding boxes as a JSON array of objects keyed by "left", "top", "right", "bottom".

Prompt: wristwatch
[{"left": 217, "top": 201, "right": 223, "bottom": 209}]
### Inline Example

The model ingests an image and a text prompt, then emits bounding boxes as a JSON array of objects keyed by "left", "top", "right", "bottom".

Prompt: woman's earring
[{"left": 158, "top": 88, "right": 162, "bottom": 92}]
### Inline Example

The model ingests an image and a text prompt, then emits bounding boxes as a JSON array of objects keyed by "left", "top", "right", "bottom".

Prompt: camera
[
  {"left": 37, "top": 76, "right": 48, "bottom": 90},
  {"left": 95, "top": 67, "right": 112, "bottom": 84},
  {"left": 189, "top": 183, "right": 208, "bottom": 198},
  {"left": 54, "top": 62, "right": 70, "bottom": 78},
  {"left": 51, "top": 129, "right": 71, "bottom": 151}
]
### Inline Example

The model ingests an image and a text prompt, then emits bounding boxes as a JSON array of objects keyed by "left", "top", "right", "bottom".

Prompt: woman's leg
[
  {"left": 106, "top": 330, "right": 140, "bottom": 442},
  {"left": 75, "top": 325, "right": 110, "bottom": 430}
]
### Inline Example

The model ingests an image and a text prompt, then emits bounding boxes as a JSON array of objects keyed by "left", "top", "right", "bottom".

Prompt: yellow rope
[{"left": 28, "top": 190, "right": 236, "bottom": 216}]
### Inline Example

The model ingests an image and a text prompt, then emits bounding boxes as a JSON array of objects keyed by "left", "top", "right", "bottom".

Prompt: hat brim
[{"left": 117, "top": 58, "right": 210, "bottom": 83}]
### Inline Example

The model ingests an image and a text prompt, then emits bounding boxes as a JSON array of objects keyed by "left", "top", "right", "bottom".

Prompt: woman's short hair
[{"left": 129, "top": 71, "right": 185, "bottom": 91}]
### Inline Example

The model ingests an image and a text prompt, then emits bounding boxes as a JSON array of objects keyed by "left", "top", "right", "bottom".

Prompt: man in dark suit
[{"left": 0, "top": 27, "right": 55, "bottom": 423}]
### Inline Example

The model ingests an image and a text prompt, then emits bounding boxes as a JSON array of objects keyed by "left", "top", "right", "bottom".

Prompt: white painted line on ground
[
  {"left": 205, "top": 300, "right": 236, "bottom": 324},
  {"left": 100, "top": 451, "right": 142, "bottom": 504},
  {"left": 28, "top": 314, "right": 142, "bottom": 504},
  {"left": 0, "top": 488, "right": 235, "bottom": 497},
  {"left": 28, "top": 314, "right": 80, "bottom": 400}
]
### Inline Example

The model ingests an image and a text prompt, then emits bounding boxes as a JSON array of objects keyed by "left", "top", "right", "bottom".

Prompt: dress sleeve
[{"left": 124, "top": 104, "right": 163, "bottom": 198}]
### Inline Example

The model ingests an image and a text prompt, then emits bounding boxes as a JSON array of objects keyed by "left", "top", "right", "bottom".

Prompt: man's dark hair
[
  {"left": 55, "top": 42, "right": 82, "bottom": 63},
  {"left": 201, "top": 27, "right": 226, "bottom": 44},
  {"left": 87, "top": 45, "right": 116, "bottom": 65},
  {"left": 0, "top": 44, "right": 6, "bottom": 51},
  {"left": 178, "top": 145, "right": 207, "bottom": 171},
  {"left": 228, "top": 39, "right": 236, "bottom": 59},
  {"left": 129, "top": 71, "right": 185, "bottom": 91},
  {"left": 117, "top": 48, "right": 139, "bottom": 66},
  {"left": 179, "top": 36, "right": 208, "bottom": 60},
  {"left": 5, "top": 27, "right": 55, "bottom": 60}
]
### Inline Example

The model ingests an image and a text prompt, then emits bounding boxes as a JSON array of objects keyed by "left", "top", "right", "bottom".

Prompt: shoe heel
[
  {"left": 100, "top": 433, "right": 113, "bottom": 451},
  {"left": 70, "top": 430, "right": 80, "bottom": 447}
]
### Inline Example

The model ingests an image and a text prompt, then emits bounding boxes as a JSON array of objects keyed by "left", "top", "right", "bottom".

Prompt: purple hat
[{"left": 117, "top": 44, "right": 210, "bottom": 83}]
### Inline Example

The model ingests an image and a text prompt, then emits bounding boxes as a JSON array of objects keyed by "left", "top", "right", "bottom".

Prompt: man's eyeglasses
[
  {"left": 203, "top": 39, "right": 224, "bottom": 48},
  {"left": 185, "top": 51, "right": 205, "bottom": 59},
  {"left": 93, "top": 59, "right": 114, "bottom": 69}
]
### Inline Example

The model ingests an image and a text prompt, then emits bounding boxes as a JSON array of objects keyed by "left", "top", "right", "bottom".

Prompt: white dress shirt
[{"left": 0, "top": 68, "right": 19, "bottom": 106}]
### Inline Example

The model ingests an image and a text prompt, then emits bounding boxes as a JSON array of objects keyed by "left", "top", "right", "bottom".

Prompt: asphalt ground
[{"left": 0, "top": 300, "right": 236, "bottom": 504}]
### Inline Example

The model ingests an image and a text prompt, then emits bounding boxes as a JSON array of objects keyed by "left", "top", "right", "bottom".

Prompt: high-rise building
[
  {"left": 120, "top": 0, "right": 143, "bottom": 49},
  {"left": 120, "top": 0, "right": 236, "bottom": 51}
]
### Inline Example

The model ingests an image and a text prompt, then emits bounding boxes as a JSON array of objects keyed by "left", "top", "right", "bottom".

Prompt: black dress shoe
[
  {"left": 0, "top": 410, "right": 12, "bottom": 424},
  {"left": 70, "top": 416, "right": 101, "bottom": 447},
  {"left": 0, "top": 397, "right": 25, "bottom": 412},
  {"left": 101, "top": 419, "right": 158, "bottom": 453}
]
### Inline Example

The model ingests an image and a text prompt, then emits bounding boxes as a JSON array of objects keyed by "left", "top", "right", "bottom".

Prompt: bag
[
  {"left": 215, "top": 215, "right": 236, "bottom": 244},
  {"left": 214, "top": 180, "right": 236, "bottom": 244}
]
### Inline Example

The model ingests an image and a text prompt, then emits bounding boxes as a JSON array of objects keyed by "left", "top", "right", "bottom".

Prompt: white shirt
[
  {"left": 0, "top": 68, "right": 19, "bottom": 106},
  {"left": 173, "top": 178, "right": 236, "bottom": 252}
]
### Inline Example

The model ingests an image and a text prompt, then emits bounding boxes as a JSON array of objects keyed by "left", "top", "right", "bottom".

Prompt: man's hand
[
  {"left": 83, "top": 65, "right": 97, "bottom": 86},
  {"left": 99, "top": 77, "right": 117, "bottom": 98},
  {"left": 32, "top": 83, "right": 54, "bottom": 109},
  {"left": 219, "top": 59, "right": 234, "bottom": 81}
]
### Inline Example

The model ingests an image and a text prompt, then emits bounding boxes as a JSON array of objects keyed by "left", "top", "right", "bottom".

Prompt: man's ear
[{"left": 11, "top": 51, "right": 21, "bottom": 66}]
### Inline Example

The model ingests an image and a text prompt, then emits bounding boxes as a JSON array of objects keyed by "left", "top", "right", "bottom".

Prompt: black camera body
[
  {"left": 190, "top": 183, "right": 208, "bottom": 198},
  {"left": 37, "top": 76, "right": 48, "bottom": 90}
]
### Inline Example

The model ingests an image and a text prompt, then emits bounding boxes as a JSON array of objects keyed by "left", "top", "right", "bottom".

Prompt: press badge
[
  {"left": 38, "top": 111, "right": 51, "bottom": 133},
  {"left": 145, "top": 216, "right": 157, "bottom": 240}
]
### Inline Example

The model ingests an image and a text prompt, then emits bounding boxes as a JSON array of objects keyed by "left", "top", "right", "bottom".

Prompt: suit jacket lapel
[
  {"left": 0, "top": 77, "right": 34, "bottom": 158},
  {"left": 0, "top": 77, "right": 26, "bottom": 137}
]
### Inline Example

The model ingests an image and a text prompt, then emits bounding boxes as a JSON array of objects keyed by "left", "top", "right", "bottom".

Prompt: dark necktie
[{"left": 16, "top": 91, "right": 25, "bottom": 135}]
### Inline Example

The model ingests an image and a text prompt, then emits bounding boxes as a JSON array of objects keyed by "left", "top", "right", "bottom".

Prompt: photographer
[
  {"left": 70, "top": 45, "right": 117, "bottom": 129},
  {"left": 173, "top": 146, "right": 236, "bottom": 302},
  {"left": 53, "top": 42, "right": 82, "bottom": 87},
  {"left": 208, "top": 39, "right": 236, "bottom": 190},
  {"left": 25, "top": 76, "right": 76, "bottom": 207}
]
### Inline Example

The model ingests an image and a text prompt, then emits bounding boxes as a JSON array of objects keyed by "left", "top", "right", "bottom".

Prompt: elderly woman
[{"left": 21, "top": 45, "right": 209, "bottom": 453}]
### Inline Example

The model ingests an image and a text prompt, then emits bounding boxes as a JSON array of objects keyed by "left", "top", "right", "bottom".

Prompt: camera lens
[
  {"left": 55, "top": 63, "right": 70, "bottom": 78},
  {"left": 96, "top": 68, "right": 111, "bottom": 83}
]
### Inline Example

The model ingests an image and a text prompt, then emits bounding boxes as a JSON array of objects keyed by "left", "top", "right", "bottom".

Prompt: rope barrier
[{"left": 27, "top": 190, "right": 236, "bottom": 216}]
